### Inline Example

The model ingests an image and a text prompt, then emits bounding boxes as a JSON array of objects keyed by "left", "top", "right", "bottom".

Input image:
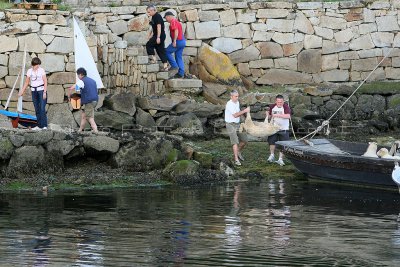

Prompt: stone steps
[{"left": 166, "top": 78, "right": 203, "bottom": 96}]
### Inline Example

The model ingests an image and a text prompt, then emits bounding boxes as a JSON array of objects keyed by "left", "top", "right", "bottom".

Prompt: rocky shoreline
[{"left": 0, "top": 127, "right": 234, "bottom": 190}]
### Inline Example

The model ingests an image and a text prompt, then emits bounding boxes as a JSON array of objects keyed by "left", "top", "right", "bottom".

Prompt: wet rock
[
  {"left": 165, "top": 148, "right": 180, "bottom": 165},
  {"left": 112, "top": 135, "right": 174, "bottom": 171},
  {"left": 7, "top": 146, "right": 63, "bottom": 178},
  {"left": 193, "top": 151, "right": 213, "bottom": 168},
  {"left": 219, "top": 161, "right": 234, "bottom": 177},
  {"left": 162, "top": 160, "right": 200, "bottom": 181},
  {"left": 0, "top": 137, "right": 14, "bottom": 160}
]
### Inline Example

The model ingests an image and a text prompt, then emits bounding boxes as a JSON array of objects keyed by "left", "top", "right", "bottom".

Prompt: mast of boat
[
  {"left": 4, "top": 44, "right": 26, "bottom": 111},
  {"left": 17, "top": 43, "right": 27, "bottom": 113}
]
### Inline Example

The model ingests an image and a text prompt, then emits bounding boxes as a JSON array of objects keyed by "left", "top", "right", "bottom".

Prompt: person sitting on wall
[
  {"left": 146, "top": 5, "right": 169, "bottom": 71},
  {"left": 164, "top": 11, "right": 186, "bottom": 79}
]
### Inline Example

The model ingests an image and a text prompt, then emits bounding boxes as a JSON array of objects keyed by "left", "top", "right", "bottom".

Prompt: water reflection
[{"left": 1, "top": 180, "right": 400, "bottom": 266}]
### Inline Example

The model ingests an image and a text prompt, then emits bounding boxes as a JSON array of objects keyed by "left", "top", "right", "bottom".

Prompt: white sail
[{"left": 73, "top": 17, "right": 104, "bottom": 89}]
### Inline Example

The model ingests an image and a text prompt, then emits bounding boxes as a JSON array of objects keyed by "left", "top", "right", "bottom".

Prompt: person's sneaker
[
  {"left": 42, "top": 127, "right": 47, "bottom": 130},
  {"left": 267, "top": 154, "right": 275, "bottom": 163},
  {"left": 234, "top": 160, "right": 242, "bottom": 166},
  {"left": 238, "top": 152, "right": 245, "bottom": 161},
  {"left": 171, "top": 73, "right": 184, "bottom": 79},
  {"left": 32, "top": 126, "right": 41, "bottom": 131},
  {"left": 275, "top": 158, "right": 285, "bottom": 166}
]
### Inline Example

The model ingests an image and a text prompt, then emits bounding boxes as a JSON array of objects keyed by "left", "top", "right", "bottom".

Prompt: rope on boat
[{"left": 295, "top": 42, "right": 398, "bottom": 144}]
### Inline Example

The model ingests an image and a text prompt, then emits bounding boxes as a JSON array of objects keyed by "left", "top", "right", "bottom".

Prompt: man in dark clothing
[
  {"left": 69, "top": 67, "right": 99, "bottom": 133},
  {"left": 146, "top": 5, "right": 168, "bottom": 71}
]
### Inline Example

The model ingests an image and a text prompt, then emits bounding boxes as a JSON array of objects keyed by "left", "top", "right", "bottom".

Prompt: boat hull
[{"left": 276, "top": 139, "right": 397, "bottom": 188}]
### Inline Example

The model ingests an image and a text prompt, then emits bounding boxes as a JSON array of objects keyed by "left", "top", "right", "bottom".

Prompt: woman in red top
[{"left": 165, "top": 11, "right": 186, "bottom": 79}]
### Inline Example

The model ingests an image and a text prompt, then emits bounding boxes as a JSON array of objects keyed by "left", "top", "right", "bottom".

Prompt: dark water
[{"left": 1, "top": 179, "right": 400, "bottom": 266}]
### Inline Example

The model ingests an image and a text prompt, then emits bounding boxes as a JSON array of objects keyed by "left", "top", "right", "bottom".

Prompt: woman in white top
[{"left": 18, "top": 57, "right": 48, "bottom": 130}]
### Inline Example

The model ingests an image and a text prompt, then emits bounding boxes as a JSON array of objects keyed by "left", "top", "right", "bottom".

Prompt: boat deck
[{"left": 278, "top": 139, "right": 349, "bottom": 155}]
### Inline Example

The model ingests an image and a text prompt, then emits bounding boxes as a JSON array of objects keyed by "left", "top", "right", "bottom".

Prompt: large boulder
[
  {"left": 162, "top": 160, "right": 200, "bottom": 181},
  {"left": 162, "top": 160, "right": 227, "bottom": 185},
  {"left": 174, "top": 101, "right": 224, "bottom": 117},
  {"left": 95, "top": 110, "right": 134, "bottom": 130},
  {"left": 112, "top": 135, "right": 175, "bottom": 171},
  {"left": 45, "top": 140, "right": 77, "bottom": 156},
  {"left": 7, "top": 146, "right": 63, "bottom": 178},
  {"left": 47, "top": 103, "right": 78, "bottom": 129},
  {"left": 202, "top": 83, "right": 228, "bottom": 105},
  {"left": 137, "top": 95, "right": 187, "bottom": 111},
  {"left": 135, "top": 108, "right": 156, "bottom": 128},
  {"left": 83, "top": 136, "right": 120, "bottom": 155},
  {"left": 0, "top": 137, "right": 14, "bottom": 160},
  {"left": 103, "top": 92, "right": 137, "bottom": 116},
  {"left": 23, "top": 130, "right": 54, "bottom": 146},
  {"left": 197, "top": 43, "right": 243, "bottom": 86},
  {"left": 171, "top": 113, "right": 204, "bottom": 137},
  {"left": 193, "top": 151, "right": 213, "bottom": 168}
]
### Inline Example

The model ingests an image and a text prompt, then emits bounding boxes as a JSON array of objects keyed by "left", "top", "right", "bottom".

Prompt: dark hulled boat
[{"left": 275, "top": 139, "right": 397, "bottom": 188}]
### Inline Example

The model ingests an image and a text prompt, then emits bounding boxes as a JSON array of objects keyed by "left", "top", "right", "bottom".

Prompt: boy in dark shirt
[
  {"left": 146, "top": 5, "right": 168, "bottom": 71},
  {"left": 69, "top": 68, "right": 99, "bottom": 133}
]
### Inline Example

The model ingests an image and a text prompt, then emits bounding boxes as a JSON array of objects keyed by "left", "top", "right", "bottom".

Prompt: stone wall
[
  {"left": 69, "top": 0, "right": 400, "bottom": 86},
  {"left": 2, "top": 1, "right": 400, "bottom": 122}
]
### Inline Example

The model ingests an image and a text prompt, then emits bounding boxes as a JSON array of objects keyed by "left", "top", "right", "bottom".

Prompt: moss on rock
[
  {"left": 0, "top": 137, "right": 14, "bottom": 160},
  {"left": 193, "top": 151, "right": 213, "bottom": 168},
  {"left": 165, "top": 148, "right": 180, "bottom": 165}
]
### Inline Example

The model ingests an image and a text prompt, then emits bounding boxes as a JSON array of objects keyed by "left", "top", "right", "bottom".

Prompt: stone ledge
[{"left": 166, "top": 79, "right": 203, "bottom": 88}]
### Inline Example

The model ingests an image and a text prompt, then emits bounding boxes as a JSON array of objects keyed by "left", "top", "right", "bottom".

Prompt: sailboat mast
[{"left": 17, "top": 44, "right": 27, "bottom": 113}]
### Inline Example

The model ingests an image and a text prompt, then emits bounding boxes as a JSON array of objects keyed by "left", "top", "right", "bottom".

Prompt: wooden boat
[
  {"left": 0, "top": 110, "right": 37, "bottom": 128},
  {"left": 275, "top": 138, "right": 398, "bottom": 188}
]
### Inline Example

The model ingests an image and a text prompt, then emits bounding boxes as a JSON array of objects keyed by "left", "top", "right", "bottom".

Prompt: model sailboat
[
  {"left": 70, "top": 17, "right": 104, "bottom": 109},
  {"left": 0, "top": 45, "right": 38, "bottom": 128}
]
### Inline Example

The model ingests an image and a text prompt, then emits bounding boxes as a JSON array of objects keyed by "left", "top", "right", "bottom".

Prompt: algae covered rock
[
  {"left": 7, "top": 145, "right": 63, "bottom": 178},
  {"left": 0, "top": 137, "right": 14, "bottom": 160},
  {"left": 112, "top": 134, "right": 174, "bottom": 171},
  {"left": 165, "top": 148, "right": 180, "bottom": 165},
  {"left": 197, "top": 43, "right": 243, "bottom": 85},
  {"left": 193, "top": 151, "right": 213, "bottom": 168},
  {"left": 162, "top": 160, "right": 200, "bottom": 181}
]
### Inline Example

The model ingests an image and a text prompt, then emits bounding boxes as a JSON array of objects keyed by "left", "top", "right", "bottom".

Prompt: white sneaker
[
  {"left": 235, "top": 160, "right": 242, "bottom": 166},
  {"left": 42, "top": 127, "right": 47, "bottom": 130},
  {"left": 32, "top": 126, "right": 41, "bottom": 131},
  {"left": 267, "top": 154, "right": 275, "bottom": 163},
  {"left": 238, "top": 152, "right": 244, "bottom": 161},
  {"left": 275, "top": 159, "right": 285, "bottom": 166}
]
